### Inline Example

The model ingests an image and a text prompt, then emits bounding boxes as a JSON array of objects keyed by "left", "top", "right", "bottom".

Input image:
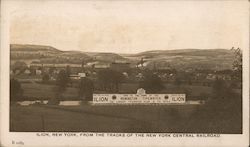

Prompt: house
[
  {"left": 35, "top": 69, "right": 42, "bottom": 75},
  {"left": 24, "top": 69, "right": 31, "bottom": 74},
  {"left": 30, "top": 62, "right": 42, "bottom": 69},
  {"left": 206, "top": 74, "right": 216, "bottom": 80},
  {"left": 69, "top": 73, "right": 86, "bottom": 80},
  {"left": 93, "top": 63, "right": 110, "bottom": 70},
  {"left": 216, "top": 74, "right": 232, "bottom": 80},
  {"left": 69, "top": 74, "right": 81, "bottom": 80}
]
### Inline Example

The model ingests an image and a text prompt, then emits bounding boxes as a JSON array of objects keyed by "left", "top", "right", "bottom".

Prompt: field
[{"left": 10, "top": 103, "right": 241, "bottom": 133}]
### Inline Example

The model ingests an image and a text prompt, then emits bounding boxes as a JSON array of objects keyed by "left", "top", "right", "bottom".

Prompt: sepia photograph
[{"left": 1, "top": 0, "right": 249, "bottom": 146}]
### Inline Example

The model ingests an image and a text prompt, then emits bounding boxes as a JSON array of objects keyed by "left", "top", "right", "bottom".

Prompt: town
[{"left": 10, "top": 50, "right": 241, "bottom": 102}]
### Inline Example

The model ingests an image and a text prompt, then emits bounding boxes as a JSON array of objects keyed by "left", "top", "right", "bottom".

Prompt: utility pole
[
  {"left": 41, "top": 114, "right": 45, "bottom": 131},
  {"left": 81, "top": 60, "right": 85, "bottom": 72}
]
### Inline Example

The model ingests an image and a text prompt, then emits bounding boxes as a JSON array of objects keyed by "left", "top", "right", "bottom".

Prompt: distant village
[{"left": 10, "top": 57, "right": 238, "bottom": 88}]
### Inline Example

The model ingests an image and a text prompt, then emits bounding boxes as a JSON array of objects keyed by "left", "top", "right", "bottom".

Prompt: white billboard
[{"left": 92, "top": 94, "right": 185, "bottom": 104}]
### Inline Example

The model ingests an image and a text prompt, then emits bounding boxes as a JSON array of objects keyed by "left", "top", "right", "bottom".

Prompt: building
[
  {"left": 69, "top": 74, "right": 81, "bottom": 80},
  {"left": 30, "top": 62, "right": 84, "bottom": 74},
  {"left": 206, "top": 74, "right": 217, "bottom": 80},
  {"left": 35, "top": 69, "right": 42, "bottom": 75},
  {"left": 24, "top": 69, "right": 31, "bottom": 75},
  {"left": 93, "top": 63, "right": 110, "bottom": 71}
]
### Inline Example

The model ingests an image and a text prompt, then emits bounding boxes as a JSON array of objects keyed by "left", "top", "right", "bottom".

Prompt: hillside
[
  {"left": 10, "top": 44, "right": 61, "bottom": 52},
  {"left": 122, "top": 49, "right": 234, "bottom": 70},
  {"left": 10, "top": 44, "right": 235, "bottom": 70},
  {"left": 136, "top": 49, "right": 231, "bottom": 57},
  {"left": 10, "top": 44, "right": 126, "bottom": 64},
  {"left": 10, "top": 44, "right": 92, "bottom": 64}
]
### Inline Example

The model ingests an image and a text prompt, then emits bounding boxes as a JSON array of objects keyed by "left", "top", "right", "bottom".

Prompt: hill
[
  {"left": 10, "top": 44, "right": 61, "bottom": 52},
  {"left": 136, "top": 49, "right": 231, "bottom": 57},
  {"left": 10, "top": 44, "right": 91, "bottom": 64},
  {"left": 10, "top": 44, "right": 235, "bottom": 70},
  {"left": 90, "top": 52, "right": 127, "bottom": 62},
  {"left": 10, "top": 44, "right": 126, "bottom": 64},
  {"left": 122, "top": 49, "right": 234, "bottom": 70}
]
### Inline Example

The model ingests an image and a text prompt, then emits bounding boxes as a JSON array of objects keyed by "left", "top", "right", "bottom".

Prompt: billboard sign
[{"left": 93, "top": 93, "right": 185, "bottom": 104}]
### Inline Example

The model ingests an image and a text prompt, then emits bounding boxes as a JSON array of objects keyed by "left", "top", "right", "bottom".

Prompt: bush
[{"left": 12, "top": 61, "right": 28, "bottom": 74}]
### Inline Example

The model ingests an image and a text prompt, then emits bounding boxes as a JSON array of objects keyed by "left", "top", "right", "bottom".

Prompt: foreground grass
[{"left": 10, "top": 104, "right": 241, "bottom": 133}]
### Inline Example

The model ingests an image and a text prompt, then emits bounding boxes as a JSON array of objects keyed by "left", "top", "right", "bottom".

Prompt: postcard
[{"left": 0, "top": 0, "right": 249, "bottom": 146}]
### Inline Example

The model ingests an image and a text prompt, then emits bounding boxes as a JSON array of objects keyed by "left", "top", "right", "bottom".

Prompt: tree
[
  {"left": 56, "top": 70, "right": 69, "bottom": 91},
  {"left": 97, "top": 69, "right": 125, "bottom": 92},
  {"left": 42, "top": 74, "right": 50, "bottom": 83},
  {"left": 66, "top": 65, "right": 71, "bottom": 76},
  {"left": 97, "top": 69, "right": 111, "bottom": 90},
  {"left": 111, "top": 70, "right": 125, "bottom": 92},
  {"left": 208, "top": 77, "right": 239, "bottom": 110},
  {"left": 12, "top": 61, "right": 27, "bottom": 74},
  {"left": 174, "top": 72, "right": 192, "bottom": 86},
  {"left": 10, "top": 79, "right": 23, "bottom": 101},
  {"left": 66, "top": 65, "right": 72, "bottom": 86},
  {"left": 211, "top": 78, "right": 227, "bottom": 99},
  {"left": 49, "top": 67, "right": 55, "bottom": 74},
  {"left": 54, "top": 70, "right": 69, "bottom": 99},
  {"left": 174, "top": 77, "right": 182, "bottom": 87},
  {"left": 203, "top": 77, "right": 242, "bottom": 123},
  {"left": 139, "top": 72, "right": 164, "bottom": 93},
  {"left": 49, "top": 70, "right": 69, "bottom": 105},
  {"left": 231, "top": 47, "right": 242, "bottom": 81},
  {"left": 79, "top": 77, "right": 94, "bottom": 101}
]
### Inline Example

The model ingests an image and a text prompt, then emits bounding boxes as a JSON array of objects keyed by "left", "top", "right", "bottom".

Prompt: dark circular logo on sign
[
  {"left": 112, "top": 95, "right": 117, "bottom": 100},
  {"left": 164, "top": 95, "right": 169, "bottom": 99}
]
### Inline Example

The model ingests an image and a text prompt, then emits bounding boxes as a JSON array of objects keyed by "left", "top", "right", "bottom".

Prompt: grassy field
[
  {"left": 10, "top": 104, "right": 199, "bottom": 132},
  {"left": 10, "top": 103, "right": 241, "bottom": 133}
]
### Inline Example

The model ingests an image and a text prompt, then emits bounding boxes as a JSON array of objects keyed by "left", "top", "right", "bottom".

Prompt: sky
[{"left": 8, "top": 0, "right": 249, "bottom": 54}]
